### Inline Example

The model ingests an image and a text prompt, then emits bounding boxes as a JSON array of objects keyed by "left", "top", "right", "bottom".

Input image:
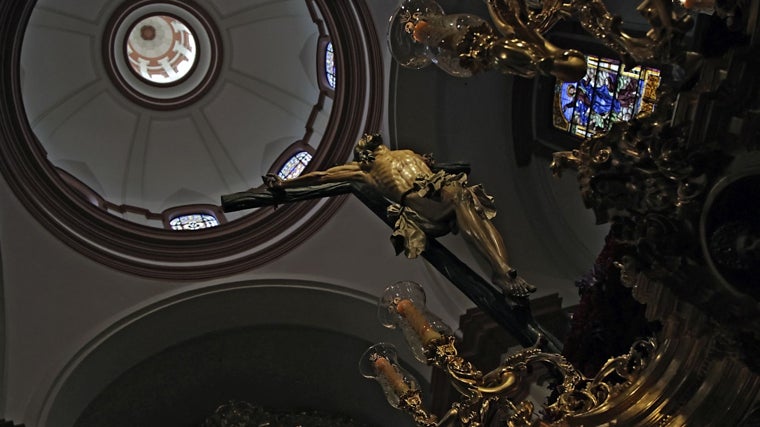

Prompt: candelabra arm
[
  {"left": 398, "top": 390, "right": 441, "bottom": 427},
  {"left": 435, "top": 406, "right": 461, "bottom": 427},
  {"left": 484, "top": 0, "right": 689, "bottom": 64},
  {"left": 550, "top": 150, "right": 582, "bottom": 178},
  {"left": 481, "top": 0, "right": 587, "bottom": 81},
  {"left": 427, "top": 336, "right": 486, "bottom": 397},
  {"left": 525, "top": 0, "right": 573, "bottom": 33},
  {"left": 483, "top": 0, "right": 523, "bottom": 38},
  {"left": 572, "top": 0, "right": 688, "bottom": 63},
  {"left": 483, "top": 0, "right": 556, "bottom": 54},
  {"left": 475, "top": 370, "right": 518, "bottom": 395}
]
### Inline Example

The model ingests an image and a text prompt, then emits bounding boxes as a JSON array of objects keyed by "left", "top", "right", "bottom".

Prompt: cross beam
[{"left": 221, "top": 181, "right": 562, "bottom": 353}]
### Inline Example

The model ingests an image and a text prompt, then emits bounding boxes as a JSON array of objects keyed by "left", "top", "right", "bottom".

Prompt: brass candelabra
[
  {"left": 361, "top": 281, "right": 658, "bottom": 426},
  {"left": 387, "top": 0, "right": 693, "bottom": 82}
]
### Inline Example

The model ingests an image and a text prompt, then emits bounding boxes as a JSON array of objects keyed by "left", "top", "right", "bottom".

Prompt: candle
[
  {"left": 374, "top": 356, "right": 410, "bottom": 395},
  {"left": 412, "top": 21, "right": 431, "bottom": 43},
  {"left": 396, "top": 299, "right": 443, "bottom": 345},
  {"left": 681, "top": 0, "right": 715, "bottom": 11}
]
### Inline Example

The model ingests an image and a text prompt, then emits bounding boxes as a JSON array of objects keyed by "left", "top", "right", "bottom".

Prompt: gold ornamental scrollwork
[
  {"left": 363, "top": 282, "right": 662, "bottom": 427},
  {"left": 364, "top": 0, "right": 760, "bottom": 425}
]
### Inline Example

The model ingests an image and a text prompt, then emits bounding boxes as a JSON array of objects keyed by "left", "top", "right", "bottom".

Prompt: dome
[{"left": 0, "top": 0, "right": 384, "bottom": 278}]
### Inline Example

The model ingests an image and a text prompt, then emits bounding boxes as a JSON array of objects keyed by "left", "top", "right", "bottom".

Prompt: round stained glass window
[{"left": 127, "top": 15, "right": 197, "bottom": 84}]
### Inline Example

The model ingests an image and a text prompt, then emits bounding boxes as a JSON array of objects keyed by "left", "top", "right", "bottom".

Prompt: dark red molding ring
[{"left": 0, "top": 0, "right": 385, "bottom": 280}]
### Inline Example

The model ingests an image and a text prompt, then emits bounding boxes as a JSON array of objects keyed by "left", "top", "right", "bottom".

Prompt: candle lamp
[
  {"left": 680, "top": 0, "right": 716, "bottom": 13},
  {"left": 359, "top": 343, "right": 440, "bottom": 427},
  {"left": 377, "top": 281, "right": 452, "bottom": 362},
  {"left": 359, "top": 343, "right": 420, "bottom": 408}
]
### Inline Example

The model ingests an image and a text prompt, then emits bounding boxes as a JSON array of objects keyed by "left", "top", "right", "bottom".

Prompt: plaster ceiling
[{"left": 20, "top": 0, "right": 333, "bottom": 225}]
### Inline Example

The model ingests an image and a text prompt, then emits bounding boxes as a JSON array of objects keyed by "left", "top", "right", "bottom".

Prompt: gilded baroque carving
[{"left": 368, "top": 0, "right": 760, "bottom": 425}]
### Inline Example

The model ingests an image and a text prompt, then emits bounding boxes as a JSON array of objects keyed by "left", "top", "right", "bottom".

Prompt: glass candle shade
[
  {"left": 388, "top": 0, "right": 444, "bottom": 69},
  {"left": 359, "top": 343, "right": 421, "bottom": 408},
  {"left": 408, "top": 13, "right": 493, "bottom": 77},
  {"left": 389, "top": 0, "right": 493, "bottom": 77},
  {"left": 377, "top": 281, "right": 452, "bottom": 362}
]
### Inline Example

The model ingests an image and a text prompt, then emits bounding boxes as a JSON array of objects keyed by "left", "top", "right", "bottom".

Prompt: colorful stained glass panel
[
  {"left": 169, "top": 213, "right": 219, "bottom": 230},
  {"left": 553, "top": 55, "right": 660, "bottom": 139},
  {"left": 325, "top": 42, "right": 336, "bottom": 89},
  {"left": 278, "top": 151, "right": 313, "bottom": 180}
]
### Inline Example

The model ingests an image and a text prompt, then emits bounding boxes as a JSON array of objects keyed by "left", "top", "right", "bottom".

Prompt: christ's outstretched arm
[{"left": 264, "top": 163, "right": 368, "bottom": 190}]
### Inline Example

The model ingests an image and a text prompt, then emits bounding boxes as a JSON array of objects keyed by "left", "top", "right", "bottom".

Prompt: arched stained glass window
[
  {"left": 553, "top": 55, "right": 660, "bottom": 139},
  {"left": 278, "top": 151, "right": 313, "bottom": 179},
  {"left": 169, "top": 213, "right": 219, "bottom": 230},
  {"left": 325, "top": 41, "right": 336, "bottom": 89}
]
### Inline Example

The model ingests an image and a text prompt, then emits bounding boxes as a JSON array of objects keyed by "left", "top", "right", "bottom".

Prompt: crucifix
[{"left": 221, "top": 133, "right": 561, "bottom": 352}]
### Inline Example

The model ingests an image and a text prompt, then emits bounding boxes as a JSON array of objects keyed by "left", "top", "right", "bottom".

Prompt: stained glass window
[
  {"left": 169, "top": 213, "right": 219, "bottom": 230},
  {"left": 278, "top": 151, "right": 313, "bottom": 180},
  {"left": 325, "top": 42, "right": 336, "bottom": 89},
  {"left": 553, "top": 55, "right": 660, "bottom": 139}
]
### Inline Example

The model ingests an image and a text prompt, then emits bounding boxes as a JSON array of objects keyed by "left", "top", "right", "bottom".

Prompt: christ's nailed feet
[{"left": 493, "top": 269, "right": 537, "bottom": 299}]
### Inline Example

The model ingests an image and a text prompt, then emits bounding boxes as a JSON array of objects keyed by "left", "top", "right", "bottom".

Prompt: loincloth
[{"left": 387, "top": 170, "right": 497, "bottom": 258}]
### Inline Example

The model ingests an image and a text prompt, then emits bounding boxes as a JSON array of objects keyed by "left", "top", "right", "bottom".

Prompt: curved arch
[
  {"left": 34, "top": 280, "right": 423, "bottom": 427},
  {"left": 0, "top": 242, "right": 5, "bottom": 414},
  {"left": 0, "top": 0, "right": 384, "bottom": 279}
]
